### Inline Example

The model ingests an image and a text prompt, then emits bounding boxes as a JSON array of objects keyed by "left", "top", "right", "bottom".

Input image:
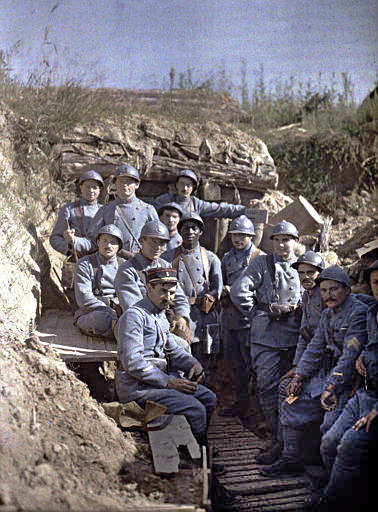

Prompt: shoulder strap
[
  {"left": 88, "top": 253, "right": 99, "bottom": 269},
  {"left": 266, "top": 253, "right": 278, "bottom": 299},
  {"left": 74, "top": 200, "right": 85, "bottom": 234},
  {"left": 200, "top": 247, "right": 210, "bottom": 285},
  {"left": 88, "top": 253, "right": 101, "bottom": 294},
  {"left": 115, "top": 205, "right": 142, "bottom": 249},
  {"left": 249, "top": 248, "right": 261, "bottom": 264},
  {"left": 172, "top": 246, "right": 183, "bottom": 270},
  {"left": 190, "top": 198, "right": 195, "bottom": 212}
]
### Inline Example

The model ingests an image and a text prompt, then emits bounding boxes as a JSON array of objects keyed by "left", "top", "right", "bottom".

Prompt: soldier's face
[
  {"left": 79, "top": 179, "right": 101, "bottom": 202},
  {"left": 176, "top": 177, "right": 195, "bottom": 198},
  {"left": 160, "top": 209, "right": 181, "bottom": 234},
  {"left": 320, "top": 280, "right": 350, "bottom": 309},
  {"left": 141, "top": 236, "right": 167, "bottom": 260},
  {"left": 297, "top": 263, "right": 320, "bottom": 290},
  {"left": 97, "top": 234, "right": 120, "bottom": 259},
  {"left": 147, "top": 282, "right": 177, "bottom": 310},
  {"left": 231, "top": 233, "right": 252, "bottom": 250},
  {"left": 180, "top": 221, "right": 202, "bottom": 246},
  {"left": 272, "top": 235, "right": 296, "bottom": 259},
  {"left": 370, "top": 270, "right": 378, "bottom": 300},
  {"left": 116, "top": 176, "right": 139, "bottom": 200}
]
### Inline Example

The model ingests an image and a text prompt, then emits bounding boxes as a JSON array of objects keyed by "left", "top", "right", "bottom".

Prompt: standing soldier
[
  {"left": 164, "top": 213, "right": 223, "bottom": 384},
  {"left": 114, "top": 220, "right": 191, "bottom": 343},
  {"left": 261, "top": 265, "right": 368, "bottom": 477},
  {"left": 157, "top": 202, "right": 183, "bottom": 251},
  {"left": 88, "top": 163, "right": 158, "bottom": 259},
  {"left": 73, "top": 224, "right": 124, "bottom": 339},
  {"left": 50, "top": 169, "right": 104, "bottom": 257},
  {"left": 219, "top": 215, "right": 265, "bottom": 419},
  {"left": 230, "top": 220, "right": 302, "bottom": 458},
  {"left": 153, "top": 169, "right": 250, "bottom": 219}
]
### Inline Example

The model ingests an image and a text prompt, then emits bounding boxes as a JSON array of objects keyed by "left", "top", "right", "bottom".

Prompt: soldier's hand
[
  {"left": 280, "top": 366, "right": 297, "bottom": 382},
  {"left": 167, "top": 377, "right": 198, "bottom": 394},
  {"left": 221, "top": 285, "right": 231, "bottom": 297},
  {"left": 321, "top": 389, "right": 337, "bottom": 411},
  {"left": 355, "top": 356, "right": 366, "bottom": 377},
  {"left": 63, "top": 228, "right": 76, "bottom": 246},
  {"left": 353, "top": 407, "right": 378, "bottom": 432},
  {"left": 286, "top": 374, "right": 303, "bottom": 397},
  {"left": 188, "top": 361, "right": 204, "bottom": 383}
]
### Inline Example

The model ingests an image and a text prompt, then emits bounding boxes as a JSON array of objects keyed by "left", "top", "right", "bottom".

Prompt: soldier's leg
[
  {"left": 75, "top": 310, "right": 116, "bottom": 339},
  {"left": 224, "top": 328, "right": 250, "bottom": 409}
]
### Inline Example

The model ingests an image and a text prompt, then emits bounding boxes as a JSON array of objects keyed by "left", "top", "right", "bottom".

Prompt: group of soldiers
[{"left": 49, "top": 164, "right": 377, "bottom": 511}]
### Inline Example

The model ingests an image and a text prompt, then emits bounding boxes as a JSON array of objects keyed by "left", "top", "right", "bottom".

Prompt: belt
[
  {"left": 256, "top": 303, "right": 297, "bottom": 313},
  {"left": 116, "top": 357, "right": 168, "bottom": 373}
]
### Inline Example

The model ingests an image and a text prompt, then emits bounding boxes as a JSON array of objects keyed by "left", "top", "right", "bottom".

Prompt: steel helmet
[
  {"left": 292, "top": 251, "right": 325, "bottom": 272},
  {"left": 363, "top": 260, "right": 378, "bottom": 284},
  {"left": 176, "top": 169, "right": 199, "bottom": 188},
  {"left": 115, "top": 163, "right": 140, "bottom": 182},
  {"left": 78, "top": 169, "right": 104, "bottom": 187},
  {"left": 270, "top": 220, "right": 299, "bottom": 240},
  {"left": 157, "top": 202, "right": 184, "bottom": 217},
  {"left": 316, "top": 265, "right": 351, "bottom": 288},
  {"left": 178, "top": 212, "right": 205, "bottom": 233},
  {"left": 96, "top": 224, "right": 123, "bottom": 247},
  {"left": 228, "top": 215, "right": 255, "bottom": 236},
  {"left": 139, "top": 220, "right": 170, "bottom": 241}
]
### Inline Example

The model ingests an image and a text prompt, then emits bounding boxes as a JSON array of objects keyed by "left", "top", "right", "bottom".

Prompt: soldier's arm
[
  {"left": 172, "top": 282, "right": 191, "bottom": 320},
  {"left": 196, "top": 197, "right": 246, "bottom": 219},
  {"left": 118, "top": 310, "right": 171, "bottom": 388},
  {"left": 49, "top": 204, "right": 71, "bottom": 255},
  {"left": 229, "top": 258, "right": 262, "bottom": 316},
  {"left": 165, "top": 332, "right": 197, "bottom": 372},
  {"left": 295, "top": 316, "right": 327, "bottom": 379},
  {"left": 74, "top": 259, "right": 113, "bottom": 313},
  {"left": 114, "top": 264, "right": 143, "bottom": 312},
  {"left": 208, "top": 253, "right": 223, "bottom": 300}
]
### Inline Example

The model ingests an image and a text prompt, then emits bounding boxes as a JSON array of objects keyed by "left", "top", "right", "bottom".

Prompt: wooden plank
[{"left": 222, "top": 477, "right": 309, "bottom": 496}]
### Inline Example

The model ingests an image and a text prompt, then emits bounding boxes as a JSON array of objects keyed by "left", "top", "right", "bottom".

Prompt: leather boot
[{"left": 255, "top": 441, "right": 283, "bottom": 464}]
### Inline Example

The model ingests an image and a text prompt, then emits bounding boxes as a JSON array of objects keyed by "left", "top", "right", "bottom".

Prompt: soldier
[
  {"left": 49, "top": 169, "right": 103, "bottom": 257},
  {"left": 88, "top": 163, "right": 158, "bottom": 259},
  {"left": 309, "top": 261, "right": 378, "bottom": 511},
  {"left": 153, "top": 168, "right": 250, "bottom": 219},
  {"left": 115, "top": 267, "right": 216, "bottom": 447},
  {"left": 114, "top": 220, "right": 191, "bottom": 342},
  {"left": 73, "top": 224, "right": 124, "bottom": 339},
  {"left": 261, "top": 265, "right": 368, "bottom": 477},
  {"left": 164, "top": 212, "right": 223, "bottom": 383},
  {"left": 219, "top": 215, "right": 265, "bottom": 419},
  {"left": 157, "top": 202, "right": 183, "bottom": 251},
  {"left": 230, "top": 220, "right": 302, "bottom": 458}
]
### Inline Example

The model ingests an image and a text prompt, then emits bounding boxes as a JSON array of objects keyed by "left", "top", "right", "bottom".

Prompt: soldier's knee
[{"left": 320, "top": 430, "right": 339, "bottom": 460}]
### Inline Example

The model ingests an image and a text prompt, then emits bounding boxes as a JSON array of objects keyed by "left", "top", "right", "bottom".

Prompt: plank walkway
[
  {"left": 208, "top": 415, "right": 313, "bottom": 511},
  {"left": 32, "top": 309, "right": 117, "bottom": 362}
]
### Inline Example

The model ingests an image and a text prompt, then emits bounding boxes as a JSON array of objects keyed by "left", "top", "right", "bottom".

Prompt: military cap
[
  {"left": 96, "top": 224, "right": 123, "bottom": 246},
  {"left": 363, "top": 260, "right": 378, "bottom": 284},
  {"left": 316, "top": 265, "right": 351, "bottom": 288},
  {"left": 78, "top": 170, "right": 104, "bottom": 186},
  {"left": 177, "top": 212, "right": 205, "bottom": 233},
  {"left": 140, "top": 220, "right": 170, "bottom": 241},
  {"left": 115, "top": 163, "right": 140, "bottom": 181},
  {"left": 145, "top": 267, "right": 178, "bottom": 284},
  {"left": 176, "top": 169, "right": 199, "bottom": 187},
  {"left": 157, "top": 202, "right": 184, "bottom": 217},
  {"left": 228, "top": 215, "right": 255, "bottom": 236},
  {"left": 270, "top": 220, "right": 299, "bottom": 240},
  {"left": 292, "top": 251, "right": 325, "bottom": 272}
]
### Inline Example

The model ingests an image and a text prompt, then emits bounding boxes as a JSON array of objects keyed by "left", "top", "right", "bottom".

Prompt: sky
[{"left": 0, "top": 0, "right": 377, "bottom": 104}]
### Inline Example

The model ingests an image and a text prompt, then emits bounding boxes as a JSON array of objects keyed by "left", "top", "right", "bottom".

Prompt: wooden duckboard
[{"left": 33, "top": 309, "right": 117, "bottom": 362}]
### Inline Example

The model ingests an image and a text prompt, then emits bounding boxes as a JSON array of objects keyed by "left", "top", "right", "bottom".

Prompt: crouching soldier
[
  {"left": 261, "top": 265, "right": 369, "bottom": 477},
  {"left": 164, "top": 213, "right": 223, "bottom": 385},
  {"left": 115, "top": 267, "right": 216, "bottom": 447},
  {"left": 49, "top": 169, "right": 104, "bottom": 258},
  {"left": 219, "top": 215, "right": 265, "bottom": 419},
  {"left": 73, "top": 224, "right": 124, "bottom": 339}
]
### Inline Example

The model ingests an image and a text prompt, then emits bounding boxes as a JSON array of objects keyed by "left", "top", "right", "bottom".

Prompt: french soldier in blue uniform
[{"left": 157, "top": 202, "right": 183, "bottom": 251}]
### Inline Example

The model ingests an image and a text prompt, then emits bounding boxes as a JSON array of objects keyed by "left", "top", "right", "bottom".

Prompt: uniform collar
[
  {"left": 143, "top": 296, "right": 165, "bottom": 315},
  {"left": 135, "top": 253, "right": 163, "bottom": 268},
  {"left": 115, "top": 195, "right": 138, "bottom": 205},
  {"left": 274, "top": 252, "right": 297, "bottom": 264},
  {"left": 97, "top": 252, "right": 118, "bottom": 265},
  {"left": 180, "top": 243, "right": 200, "bottom": 255},
  {"left": 80, "top": 198, "right": 98, "bottom": 206}
]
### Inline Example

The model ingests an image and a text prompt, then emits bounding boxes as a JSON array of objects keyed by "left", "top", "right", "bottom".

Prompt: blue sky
[{"left": 0, "top": 0, "right": 377, "bottom": 103}]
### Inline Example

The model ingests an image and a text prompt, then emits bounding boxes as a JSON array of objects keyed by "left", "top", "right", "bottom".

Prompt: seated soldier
[
  {"left": 50, "top": 169, "right": 103, "bottom": 258},
  {"left": 307, "top": 260, "right": 378, "bottom": 511},
  {"left": 115, "top": 267, "right": 217, "bottom": 447},
  {"left": 157, "top": 202, "right": 183, "bottom": 250},
  {"left": 73, "top": 224, "right": 124, "bottom": 339},
  {"left": 260, "top": 265, "right": 369, "bottom": 477},
  {"left": 153, "top": 168, "right": 251, "bottom": 218}
]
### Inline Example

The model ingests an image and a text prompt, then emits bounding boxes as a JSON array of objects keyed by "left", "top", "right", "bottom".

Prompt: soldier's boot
[
  {"left": 259, "top": 456, "right": 305, "bottom": 477},
  {"left": 255, "top": 440, "right": 283, "bottom": 465}
]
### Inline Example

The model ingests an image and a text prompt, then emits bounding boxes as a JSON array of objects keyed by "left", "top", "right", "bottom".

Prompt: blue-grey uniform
[
  {"left": 281, "top": 294, "right": 369, "bottom": 440},
  {"left": 114, "top": 253, "right": 190, "bottom": 320},
  {"left": 115, "top": 296, "right": 216, "bottom": 440},
  {"left": 164, "top": 244, "right": 223, "bottom": 368},
  {"left": 318, "top": 300, "right": 378, "bottom": 507},
  {"left": 230, "top": 253, "right": 301, "bottom": 438},
  {"left": 73, "top": 252, "right": 123, "bottom": 338},
  {"left": 50, "top": 198, "right": 101, "bottom": 256},
  {"left": 166, "top": 231, "right": 182, "bottom": 251},
  {"left": 153, "top": 192, "right": 247, "bottom": 219},
  {"left": 221, "top": 243, "right": 264, "bottom": 405},
  {"left": 88, "top": 196, "right": 158, "bottom": 253}
]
